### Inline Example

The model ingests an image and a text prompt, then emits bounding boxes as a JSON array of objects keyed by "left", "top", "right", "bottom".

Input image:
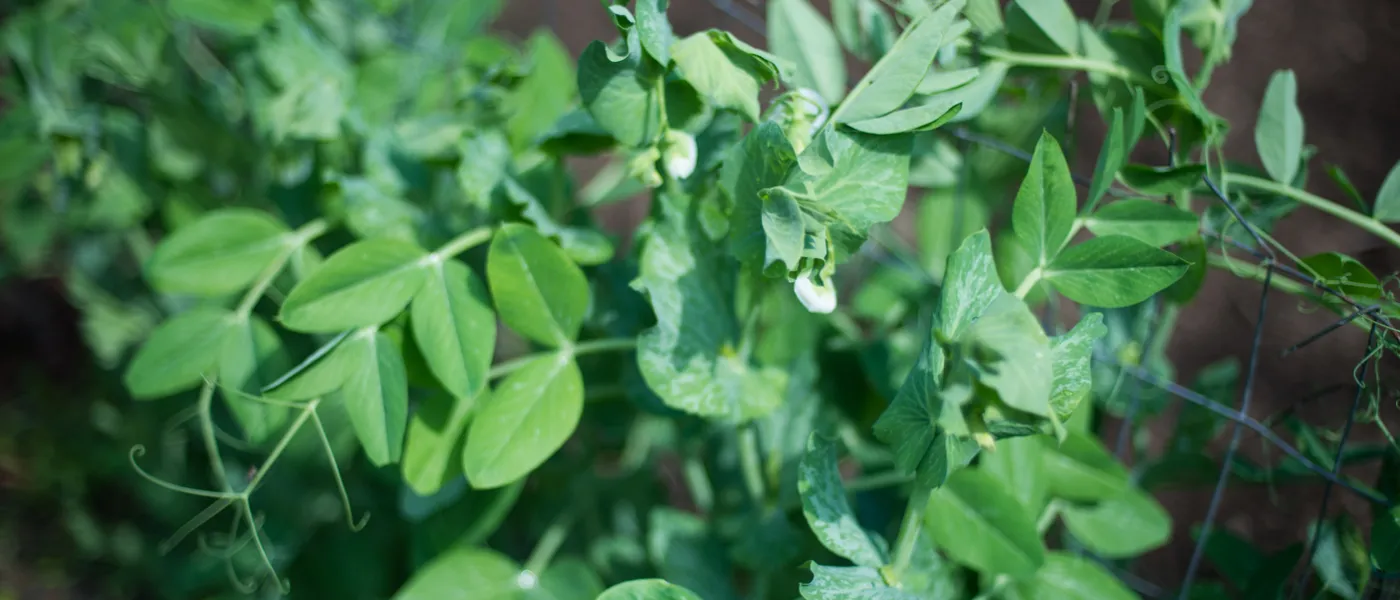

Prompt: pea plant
[{"left": 7, "top": 0, "right": 1400, "bottom": 598}]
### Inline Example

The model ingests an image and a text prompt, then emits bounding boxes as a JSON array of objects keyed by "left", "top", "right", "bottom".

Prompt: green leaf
[
  {"left": 636, "top": 199, "right": 784, "bottom": 422},
  {"left": 1372, "top": 507, "right": 1400, "bottom": 572},
  {"left": 486, "top": 224, "right": 590, "bottom": 348},
  {"left": 1326, "top": 165, "right": 1369, "bottom": 212},
  {"left": 831, "top": 0, "right": 896, "bottom": 62},
  {"left": 402, "top": 392, "right": 474, "bottom": 497},
  {"left": 458, "top": 132, "right": 511, "bottom": 207},
  {"left": 914, "top": 67, "right": 980, "bottom": 95},
  {"left": 647, "top": 508, "right": 740, "bottom": 600},
  {"left": 337, "top": 329, "right": 409, "bottom": 466},
  {"left": 263, "top": 332, "right": 356, "bottom": 400},
  {"left": 923, "top": 469, "right": 1045, "bottom": 579},
  {"left": 844, "top": 98, "right": 962, "bottom": 135},
  {"left": 1308, "top": 517, "right": 1368, "bottom": 599},
  {"left": 672, "top": 30, "right": 781, "bottom": 121},
  {"left": 507, "top": 32, "right": 575, "bottom": 150},
  {"left": 799, "top": 565, "right": 918, "bottom": 600},
  {"left": 124, "top": 308, "right": 233, "bottom": 399},
  {"left": 1048, "top": 313, "right": 1107, "bottom": 422},
  {"left": 146, "top": 209, "right": 292, "bottom": 297},
  {"left": 1042, "top": 432, "right": 1130, "bottom": 502},
  {"left": 279, "top": 238, "right": 429, "bottom": 333},
  {"left": 1085, "top": 199, "right": 1199, "bottom": 247},
  {"left": 597, "top": 580, "right": 702, "bottom": 600},
  {"left": 1373, "top": 160, "right": 1400, "bottom": 222},
  {"left": 1163, "top": 235, "right": 1208, "bottom": 303},
  {"left": 1300, "top": 252, "right": 1381, "bottom": 302},
  {"left": 219, "top": 315, "right": 291, "bottom": 444},
  {"left": 1118, "top": 163, "right": 1207, "bottom": 196},
  {"left": 392, "top": 546, "right": 523, "bottom": 599},
  {"left": 411, "top": 260, "right": 495, "bottom": 398},
  {"left": 723, "top": 121, "right": 800, "bottom": 266},
  {"left": 462, "top": 353, "right": 582, "bottom": 488},
  {"left": 168, "top": 0, "right": 275, "bottom": 36},
  {"left": 980, "top": 437, "right": 1047, "bottom": 513},
  {"left": 837, "top": 0, "right": 965, "bottom": 123},
  {"left": 798, "top": 434, "right": 887, "bottom": 567},
  {"left": 964, "top": 292, "right": 1053, "bottom": 418},
  {"left": 635, "top": 0, "right": 674, "bottom": 66},
  {"left": 1044, "top": 235, "right": 1189, "bottom": 308},
  {"left": 1012, "top": 0, "right": 1079, "bottom": 54},
  {"left": 1012, "top": 132, "right": 1076, "bottom": 267},
  {"left": 534, "top": 558, "right": 605, "bottom": 600},
  {"left": 937, "top": 230, "right": 1001, "bottom": 339},
  {"left": 873, "top": 339, "right": 981, "bottom": 488},
  {"left": 1010, "top": 552, "right": 1137, "bottom": 600},
  {"left": 1254, "top": 70, "right": 1304, "bottom": 185},
  {"left": 761, "top": 189, "right": 806, "bottom": 272},
  {"left": 1085, "top": 109, "right": 1124, "bottom": 213},
  {"left": 768, "top": 0, "right": 846, "bottom": 104},
  {"left": 577, "top": 40, "right": 662, "bottom": 147},
  {"left": 1061, "top": 487, "right": 1171, "bottom": 558}
]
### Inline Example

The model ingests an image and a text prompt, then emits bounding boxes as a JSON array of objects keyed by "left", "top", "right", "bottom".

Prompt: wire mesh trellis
[{"left": 678, "top": 0, "right": 1399, "bottom": 595}]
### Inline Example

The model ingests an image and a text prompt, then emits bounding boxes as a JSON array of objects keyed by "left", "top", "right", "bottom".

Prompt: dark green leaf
[
  {"left": 1300, "top": 252, "right": 1381, "bottom": 302},
  {"left": 534, "top": 558, "right": 605, "bottom": 600},
  {"left": 578, "top": 41, "right": 662, "bottom": 147},
  {"left": 462, "top": 353, "right": 582, "bottom": 488},
  {"left": 672, "top": 30, "right": 782, "bottom": 121},
  {"left": 873, "top": 339, "right": 981, "bottom": 488},
  {"left": 1085, "top": 198, "right": 1199, "bottom": 247},
  {"left": 402, "top": 393, "right": 474, "bottom": 497},
  {"left": 647, "top": 508, "right": 739, "bottom": 600},
  {"left": 1085, "top": 109, "right": 1124, "bottom": 213},
  {"left": 1372, "top": 507, "right": 1400, "bottom": 572},
  {"left": 1118, "top": 163, "right": 1207, "bottom": 196},
  {"left": 168, "top": 0, "right": 275, "bottom": 36},
  {"left": 487, "top": 224, "right": 590, "bottom": 348},
  {"left": 723, "top": 121, "right": 800, "bottom": 266},
  {"left": 280, "top": 238, "right": 429, "bottom": 333},
  {"left": 1045, "top": 235, "right": 1189, "bottom": 308}
]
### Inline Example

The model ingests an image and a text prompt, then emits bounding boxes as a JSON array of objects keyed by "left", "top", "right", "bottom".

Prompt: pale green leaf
[
  {"left": 965, "top": 292, "right": 1053, "bottom": 418},
  {"left": 838, "top": 0, "right": 965, "bottom": 123},
  {"left": 799, "top": 565, "right": 919, "bottom": 600},
  {"left": 124, "top": 308, "right": 233, "bottom": 399},
  {"left": 798, "top": 434, "right": 887, "bottom": 567},
  {"left": 768, "top": 0, "right": 846, "bottom": 104},
  {"left": 1085, "top": 109, "right": 1123, "bottom": 213},
  {"left": 635, "top": 0, "right": 674, "bottom": 66},
  {"left": 672, "top": 30, "right": 781, "bottom": 121},
  {"left": 1010, "top": 552, "right": 1136, "bottom": 600},
  {"left": 486, "top": 224, "right": 590, "bottom": 348},
  {"left": 219, "top": 315, "right": 291, "bottom": 444},
  {"left": 392, "top": 547, "right": 524, "bottom": 600},
  {"left": 263, "top": 331, "right": 356, "bottom": 400},
  {"left": 914, "top": 67, "right": 980, "bottom": 95},
  {"left": 980, "top": 437, "right": 1047, "bottom": 513},
  {"left": 1061, "top": 487, "right": 1171, "bottom": 558},
  {"left": 279, "top": 238, "right": 429, "bottom": 333},
  {"left": 1041, "top": 432, "right": 1130, "bottom": 502},
  {"left": 597, "top": 580, "right": 702, "bottom": 600},
  {"left": 1372, "top": 160, "right": 1400, "bottom": 222},
  {"left": 533, "top": 558, "right": 605, "bottom": 600},
  {"left": 146, "top": 208, "right": 292, "bottom": 297},
  {"left": 1085, "top": 199, "right": 1199, "bottom": 247},
  {"left": 1044, "top": 235, "right": 1188, "bottom": 308},
  {"left": 761, "top": 187, "right": 805, "bottom": 272},
  {"left": 337, "top": 329, "right": 409, "bottom": 466},
  {"left": 411, "top": 260, "right": 495, "bottom": 398},
  {"left": 1013, "top": 131, "right": 1076, "bottom": 267},
  {"left": 937, "top": 229, "right": 1002, "bottom": 340},
  {"left": 923, "top": 469, "right": 1045, "bottom": 579},
  {"left": 507, "top": 32, "right": 575, "bottom": 150},
  {"left": 844, "top": 98, "right": 962, "bottom": 135},
  {"left": 1012, "top": 0, "right": 1078, "bottom": 54},
  {"left": 402, "top": 392, "right": 475, "bottom": 497},
  {"left": 831, "top": 0, "right": 896, "bottom": 61},
  {"left": 577, "top": 40, "right": 662, "bottom": 147},
  {"left": 462, "top": 353, "right": 582, "bottom": 488},
  {"left": 1048, "top": 313, "right": 1107, "bottom": 422},
  {"left": 1254, "top": 69, "right": 1304, "bottom": 185}
]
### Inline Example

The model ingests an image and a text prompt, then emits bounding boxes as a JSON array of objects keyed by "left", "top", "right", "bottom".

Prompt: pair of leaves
[{"left": 837, "top": 0, "right": 967, "bottom": 133}]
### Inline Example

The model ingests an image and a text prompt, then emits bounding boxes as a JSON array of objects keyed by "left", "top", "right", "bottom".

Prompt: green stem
[
  {"left": 195, "top": 380, "right": 230, "bottom": 491},
  {"left": 433, "top": 226, "right": 494, "bottom": 260},
  {"left": 524, "top": 507, "right": 577, "bottom": 575},
  {"left": 235, "top": 219, "right": 330, "bottom": 317},
  {"left": 1223, "top": 173, "right": 1400, "bottom": 251},
  {"left": 1014, "top": 268, "right": 1043, "bottom": 299},
  {"left": 845, "top": 471, "right": 912, "bottom": 494},
  {"left": 739, "top": 425, "right": 768, "bottom": 505},
  {"left": 886, "top": 487, "right": 931, "bottom": 584},
  {"left": 487, "top": 337, "right": 637, "bottom": 380},
  {"left": 977, "top": 46, "right": 1157, "bottom": 88},
  {"left": 1036, "top": 500, "right": 1063, "bottom": 534},
  {"left": 241, "top": 399, "right": 319, "bottom": 495}
]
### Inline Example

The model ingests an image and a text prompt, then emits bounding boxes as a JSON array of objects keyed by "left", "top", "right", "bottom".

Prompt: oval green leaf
[
  {"left": 768, "top": 0, "right": 846, "bottom": 104},
  {"left": 837, "top": 0, "right": 964, "bottom": 123},
  {"left": 124, "top": 308, "right": 234, "bottom": 399},
  {"left": 393, "top": 546, "right": 523, "bottom": 600},
  {"left": 487, "top": 224, "right": 589, "bottom": 348},
  {"left": 844, "top": 99, "right": 962, "bottom": 135},
  {"left": 1373, "top": 160, "right": 1400, "bottom": 223},
  {"left": 1300, "top": 252, "right": 1381, "bottom": 302},
  {"left": 923, "top": 469, "right": 1046, "bottom": 579},
  {"left": 146, "top": 208, "right": 291, "bottom": 296},
  {"left": 402, "top": 392, "right": 475, "bottom": 497},
  {"left": 1118, "top": 163, "right": 1206, "bottom": 196},
  {"left": 279, "top": 238, "right": 429, "bottom": 333},
  {"left": 1085, "top": 198, "right": 1199, "bottom": 247},
  {"left": 1041, "top": 432, "right": 1130, "bottom": 502},
  {"left": 1061, "top": 487, "right": 1171, "bottom": 558},
  {"left": 798, "top": 434, "right": 887, "bottom": 568},
  {"left": 597, "top": 579, "right": 703, "bottom": 600},
  {"left": 411, "top": 260, "right": 495, "bottom": 398},
  {"left": 462, "top": 353, "right": 583, "bottom": 488},
  {"left": 219, "top": 314, "right": 291, "bottom": 444},
  {"left": 1011, "top": 552, "right": 1137, "bottom": 600},
  {"left": 1254, "top": 69, "right": 1304, "bottom": 185},
  {"left": 1012, "top": 131, "right": 1076, "bottom": 267},
  {"left": 1044, "top": 235, "right": 1189, "bottom": 308},
  {"left": 337, "top": 329, "right": 409, "bottom": 466}
]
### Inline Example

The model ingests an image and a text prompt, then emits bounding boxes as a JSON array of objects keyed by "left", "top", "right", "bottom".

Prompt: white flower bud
[
  {"left": 794, "top": 273, "right": 837, "bottom": 314},
  {"left": 662, "top": 130, "right": 697, "bottom": 180},
  {"left": 796, "top": 88, "right": 829, "bottom": 130}
]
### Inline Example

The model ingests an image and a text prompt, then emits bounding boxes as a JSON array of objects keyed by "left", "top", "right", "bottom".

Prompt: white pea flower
[
  {"left": 661, "top": 130, "right": 697, "bottom": 180},
  {"left": 794, "top": 272, "right": 837, "bottom": 314},
  {"left": 796, "top": 87, "right": 829, "bottom": 130}
]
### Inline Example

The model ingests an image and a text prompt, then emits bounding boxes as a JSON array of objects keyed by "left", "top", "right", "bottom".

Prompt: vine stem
[
  {"left": 886, "top": 487, "right": 931, "bottom": 584},
  {"left": 977, "top": 46, "right": 1157, "bottom": 87},
  {"left": 739, "top": 425, "right": 767, "bottom": 505},
  {"left": 1014, "top": 268, "right": 1043, "bottom": 298},
  {"left": 1223, "top": 173, "right": 1400, "bottom": 251},
  {"left": 523, "top": 506, "right": 577, "bottom": 576},
  {"left": 235, "top": 219, "right": 330, "bottom": 317},
  {"left": 432, "top": 226, "right": 494, "bottom": 260},
  {"left": 195, "top": 380, "right": 231, "bottom": 491},
  {"left": 487, "top": 337, "right": 638, "bottom": 380}
]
